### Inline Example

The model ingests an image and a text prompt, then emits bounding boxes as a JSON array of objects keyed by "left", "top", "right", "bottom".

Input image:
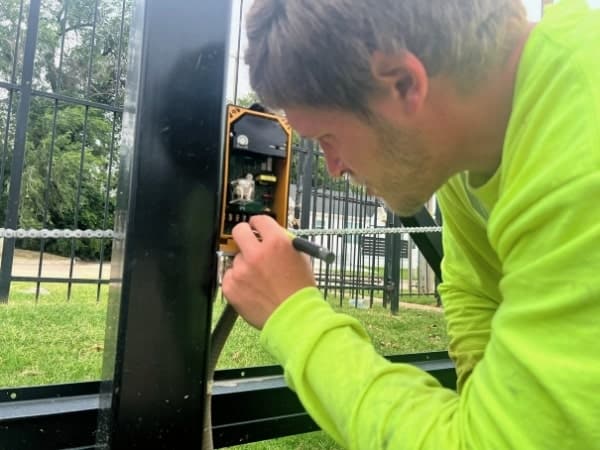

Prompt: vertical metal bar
[
  {"left": 35, "top": 98, "right": 60, "bottom": 301},
  {"left": 398, "top": 207, "right": 443, "bottom": 280},
  {"left": 300, "top": 139, "right": 312, "bottom": 229},
  {"left": 232, "top": 0, "right": 244, "bottom": 104},
  {"left": 358, "top": 191, "right": 366, "bottom": 302},
  {"left": 67, "top": 106, "right": 90, "bottom": 300},
  {"left": 96, "top": 112, "right": 120, "bottom": 302},
  {"left": 113, "top": 0, "right": 128, "bottom": 106},
  {"left": 97, "top": 0, "right": 232, "bottom": 447},
  {"left": 321, "top": 153, "right": 333, "bottom": 300},
  {"left": 64, "top": 0, "right": 100, "bottom": 300},
  {"left": 417, "top": 244, "right": 422, "bottom": 294},
  {"left": 310, "top": 148, "right": 318, "bottom": 231},
  {"left": 10, "top": 0, "right": 26, "bottom": 85},
  {"left": 387, "top": 213, "right": 401, "bottom": 315},
  {"left": 56, "top": 0, "right": 70, "bottom": 93},
  {"left": 96, "top": 0, "right": 129, "bottom": 302},
  {"left": 350, "top": 190, "right": 359, "bottom": 304},
  {"left": 368, "top": 227, "right": 376, "bottom": 308},
  {"left": 336, "top": 178, "right": 343, "bottom": 305},
  {"left": 399, "top": 232, "right": 405, "bottom": 296},
  {"left": 434, "top": 199, "right": 443, "bottom": 306},
  {"left": 0, "top": 0, "right": 42, "bottom": 302},
  {"left": 340, "top": 177, "right": 349, "bottom": 305},
  {"left": 408, "top": 234, "right": 413, "bottom": 295},
  {"left": 85, "top": 0, "right": 101, "bottom": 97},
  {"left": 0, "top": 0, "right": 25, "bottom": 193},
  {"left": 0, "top": 92, "right": 16, "bottom": 209},
  {"left": 292, "top": 145, "right": 304, "bottom": 225}
]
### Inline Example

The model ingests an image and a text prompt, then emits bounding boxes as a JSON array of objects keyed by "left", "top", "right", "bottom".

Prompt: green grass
[
  {"left": 233, "top": 431, "right": 341, "bottom": 450},
  {"left": 213, "top": 292, "right": 447, "bottom": 369},
  {"left": 1, "top": 282, "right": 448, "bottom": 449},
  {"left": 0, "top": 282, "right": 108, "bottom": 387}
]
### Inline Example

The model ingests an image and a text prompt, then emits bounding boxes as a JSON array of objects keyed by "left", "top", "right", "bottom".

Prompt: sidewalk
[{"left": 6, "top": 249, "right": 111, "bottom": 279}]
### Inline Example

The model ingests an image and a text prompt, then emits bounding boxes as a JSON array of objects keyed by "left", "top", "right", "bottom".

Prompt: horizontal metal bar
[
  {"left": 30, "top": 90, "right": 123, "bottom": 113},
  {"left": 213, "top": 365, "right": 283, "bottom": 381},
  {"left": 0, "top": 80, "right": 20, "bottom": 91},
  {"left": 1, "top": 394, "right": 100, "bottom": 421},
  {"left": 0, "top": 353, "right": 454, "bottom": 449},
  {"left": 0, "top": 381, "right": 100, "bottom": 404},
  {"left": 0, "top": 409, "right": 99, "bottom": 450},
  {"left": 11, "top": 276, "right": 110, "bottom": 284},
  {"left": 213, "top": 413, "right": 320, "bottom": 448}
]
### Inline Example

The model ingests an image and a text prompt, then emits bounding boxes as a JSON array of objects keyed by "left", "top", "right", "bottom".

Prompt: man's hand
[{"left": 221, "top": 215, "right": 317, "bottom": 329}]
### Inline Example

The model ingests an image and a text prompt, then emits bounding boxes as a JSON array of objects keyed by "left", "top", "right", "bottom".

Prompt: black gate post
[
  {"left": 97, "top": 0, "right": 232, "bottom": 448},
  {"left": 384, "top": 212, "right": 402, "bottom": 315},
  {"left": 0, "top": 0, "right": 42, "bottom": 302},
  {"left": 399, "top": 206, "right": 443, "bottom": 280}
]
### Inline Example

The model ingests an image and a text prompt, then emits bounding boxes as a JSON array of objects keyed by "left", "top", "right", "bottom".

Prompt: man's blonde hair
[{"left": 245, "top": 0, "right": 527, "bottom": 113}]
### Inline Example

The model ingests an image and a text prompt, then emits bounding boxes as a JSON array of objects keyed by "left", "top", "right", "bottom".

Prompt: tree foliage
[{"left": 0, "top": 0, "right": 131, "bottom": 259}]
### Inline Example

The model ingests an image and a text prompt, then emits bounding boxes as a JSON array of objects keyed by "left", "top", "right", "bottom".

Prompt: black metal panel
[
  {"left": 230, "top": 113, "right": 288, "bottom": 157},
  {"left": 399, "top": 206, "right": 443, "bottom": 280},
  {"left": 97, "top": 0, "right": 232, "bottom": 448},
  {"left": 0, "top": 353, "right": 454, "bottom": 449},
  {"left": 0, "top": 410, "right": 98, "bottom": 450}
]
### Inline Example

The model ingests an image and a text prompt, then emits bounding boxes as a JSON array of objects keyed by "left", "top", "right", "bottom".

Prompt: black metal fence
[
  {"left": 0, "top": 0, "right": 130, "bottom": 301},
  {"left": 0, "top": 0, "right": 439, "bottom": 306}
]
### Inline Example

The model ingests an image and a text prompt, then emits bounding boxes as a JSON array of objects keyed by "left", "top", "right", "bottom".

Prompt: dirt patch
[
  {"left": 369, "top": 296, "right": 443, "bottom": 313},
  {"left": 9, "top": 249, "right": 111, "bottom": 279},
  {"left": 399, "top": 301, "right": 443, "bottom": 313}
]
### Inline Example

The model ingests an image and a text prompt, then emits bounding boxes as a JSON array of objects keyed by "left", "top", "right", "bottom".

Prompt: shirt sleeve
[
  {"left": 436, "top": 178, "right": 503, "bottom": 392},
  {"left": 260, "top": 287, "right": 461, "bottom": 449}
]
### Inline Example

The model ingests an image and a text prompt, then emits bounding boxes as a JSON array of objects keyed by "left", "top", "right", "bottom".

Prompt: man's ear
[{"left": 370, "top": 50, "right": 428, "bottom": 115}]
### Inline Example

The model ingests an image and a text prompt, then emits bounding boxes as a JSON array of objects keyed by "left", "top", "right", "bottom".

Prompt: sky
[{"left": 226, "top": 0, "right": 550, "bottom": 102}]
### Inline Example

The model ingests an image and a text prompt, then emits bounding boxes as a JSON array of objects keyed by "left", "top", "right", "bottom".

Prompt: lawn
[{"left": 0, "top": 282, "right": 448, "bottom": 449}]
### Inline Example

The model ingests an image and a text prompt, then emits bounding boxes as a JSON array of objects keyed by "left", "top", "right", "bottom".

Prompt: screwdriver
[
  {"left": 252, "top": 229, "right": 336, "bottom": 264},
  {"left": 286, "top": 230, "right": 336, "bottom": 264}
]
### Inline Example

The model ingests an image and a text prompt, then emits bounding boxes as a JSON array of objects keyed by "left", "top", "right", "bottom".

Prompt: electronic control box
[{"left": 219, "top": 104, "right": 292, "bottom": 254}]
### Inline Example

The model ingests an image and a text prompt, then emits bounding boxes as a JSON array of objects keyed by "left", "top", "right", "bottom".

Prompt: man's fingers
[
  {"left": 248, "top": 214, "right": 287, "bottom": 242},
  {"left": 231, "top": 221, "right": 259, "bottom": 253}
]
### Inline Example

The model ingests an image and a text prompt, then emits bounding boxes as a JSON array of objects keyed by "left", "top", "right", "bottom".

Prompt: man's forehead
[
  {"left": 285, "top": 107, "right": 340, "bottom": 140},
  {"left": 284, "top": 108, "right": 322, "bottom": 139}
]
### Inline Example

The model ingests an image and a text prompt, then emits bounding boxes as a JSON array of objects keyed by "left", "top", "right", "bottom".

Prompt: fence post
[
  {"left": 398, "top": 206, "right": 443, "bottom": 281},
  {"left": 96, "top": 0, "right": 232, "bottom": 447},
  {"left": 383, "top": 212, "right": 402, "bottom": 314},
  {"left": 0, "top": 0, "right": 42, "bottom": 302}
]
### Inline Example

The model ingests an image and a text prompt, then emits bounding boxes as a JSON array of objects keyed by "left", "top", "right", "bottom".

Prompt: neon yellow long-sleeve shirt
[{"left": 260, "top": 1, "right": 600, "bottom": 448}]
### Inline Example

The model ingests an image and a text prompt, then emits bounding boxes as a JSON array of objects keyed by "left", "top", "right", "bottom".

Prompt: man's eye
[{"left": 319, "top": 142, "right": 331, "bottom": 152}]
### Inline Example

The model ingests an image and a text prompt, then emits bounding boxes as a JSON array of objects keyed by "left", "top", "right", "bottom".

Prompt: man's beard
[{"left": 367, "top": 116, "right": 432, "bottom": 217}]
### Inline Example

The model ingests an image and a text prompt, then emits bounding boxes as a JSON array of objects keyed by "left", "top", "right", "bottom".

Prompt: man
[{"left": 222, "top": 0, "right": 600, "bottom": 448}]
